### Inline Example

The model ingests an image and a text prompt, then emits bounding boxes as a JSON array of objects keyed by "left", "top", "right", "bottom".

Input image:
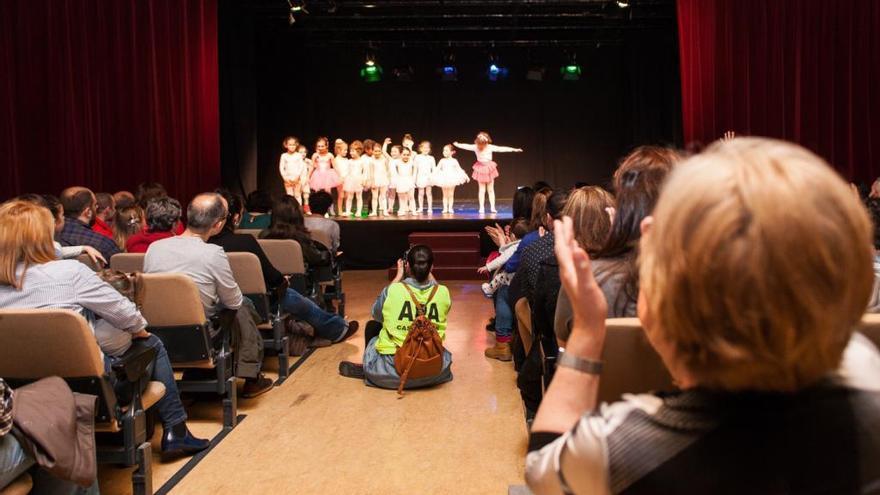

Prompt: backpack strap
[{"left": 401, "top": 283, "right": 440, "bottom": 317}]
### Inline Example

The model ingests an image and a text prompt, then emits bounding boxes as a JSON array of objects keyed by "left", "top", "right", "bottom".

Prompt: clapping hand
[
  {"left": 722, "top": 130, "right": 736, "bottom": 141},
  {"left": 554, "top": 216, "right": 607, "bottom": 345},
  {"left": 477, "top": 266, "right": 489, "bottom": 275},
  {"left": 82, "top": 246, "right": 107, "bottom": 268}
]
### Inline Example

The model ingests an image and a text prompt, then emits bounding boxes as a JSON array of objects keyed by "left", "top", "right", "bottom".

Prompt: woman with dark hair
[
  {"left": 555, "top": 146, "right": 680, "bottom": 344},
  {"left": 260, "top": 195, "right": 329, "bottom": 268},
  {"left": 512, "top": 186, "right": 536, "bottom": 221},
  {"left": 240, "top": 190, "right": 274, "bottom": 229},
  {"left": 338, "top": 245, "right": 453, "bottom": 390}
]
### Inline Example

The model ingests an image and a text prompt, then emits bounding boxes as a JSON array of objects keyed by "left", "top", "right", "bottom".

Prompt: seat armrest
[{"left": 112, "top": 340, "right": 158, "bottom": 383}]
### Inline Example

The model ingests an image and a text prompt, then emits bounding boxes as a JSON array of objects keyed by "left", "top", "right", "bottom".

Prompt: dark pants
[{"left": 364, "top": 320, "right": 382, "bottom": 346}]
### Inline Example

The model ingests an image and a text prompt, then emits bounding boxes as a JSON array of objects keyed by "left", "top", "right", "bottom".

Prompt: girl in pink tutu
[
  {"left": 310, "top": 136, "right": 342, "bottom": 195},
  {"left": 454, "top": 131, "right": 522, "bottom": 213}
]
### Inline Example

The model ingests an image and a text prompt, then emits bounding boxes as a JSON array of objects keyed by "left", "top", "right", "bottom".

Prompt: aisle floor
[{"left": 98, "top": 270, "right": 527, "bottom": 494}]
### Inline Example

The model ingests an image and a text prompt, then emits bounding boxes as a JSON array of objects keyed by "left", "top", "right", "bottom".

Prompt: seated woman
[
  {"left": 338, "top": 245, "right": 453, "bottom": 390},
  {"left": 126, "top": 196, "right": 181, "bottom": 253},
  {"left": 239, "top": 190, "right": 274, "bottom": 230},
  {"left": 0, "top": 200, "right": 209, "bottom": 459},
  {"left": 526, "top": 138, "right": 880, "bottom": 494},
  {"left": 260, "top": 195, "right": 331, "bottom": 268}
]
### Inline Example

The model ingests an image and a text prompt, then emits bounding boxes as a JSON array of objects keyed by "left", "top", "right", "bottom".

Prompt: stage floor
[{"left": 336, "top": 199, "right": 512, "bottom": 269}]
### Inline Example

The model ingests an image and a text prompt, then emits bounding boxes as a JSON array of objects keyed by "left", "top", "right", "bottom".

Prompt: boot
[{"left": 484, "top": 342, "right": 512, "bottom": 361}]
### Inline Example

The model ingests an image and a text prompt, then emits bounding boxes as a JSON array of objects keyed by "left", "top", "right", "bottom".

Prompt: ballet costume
[
  {"left": 414, "top": 154, "right": 437, "bottom": 214},
  {"left": 334, "top": 155, "right": 350, "bottom": 215},
  {"left": 279, "top": 152, "right": 307, "bottom": 205},
  {"left": 387, "top": 157, "right": 401, "bottom": 214},
  {"left": 454, "top": 142, "right": 520, "bottom": 213},
  {"left": 342, "top": 156, "right": 365, "bottom": 216},
  {"left": 309, "top": 152, "right": 342, "bottom": 193},
  {"left": 433, "top": 157, "right": 470, "bottom": 213},
  {"left": 393, "top": 160, "right": 417, "bottom": 215},
  {"left": 367, "top": 156, "right": 391, "bottom": 216}
]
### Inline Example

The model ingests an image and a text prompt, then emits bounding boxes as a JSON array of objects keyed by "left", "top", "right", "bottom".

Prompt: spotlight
[
  {"left": 486, "top": 54, "right": 508, "bottom": 82},
  {"left": 288, "top": 0, "right": 307, "bottom": 12},
  {"left": 360, "top": 50, "right": 382, "bottom": 82},
  {"left": 560, "top": 52, "right": 582, "bottom": 81},
  {"left": 616, "top": 0, "right": 630, "bottom": 7},
  {"left": 439, "top": 52, "right": 458, "bottom": 82}
]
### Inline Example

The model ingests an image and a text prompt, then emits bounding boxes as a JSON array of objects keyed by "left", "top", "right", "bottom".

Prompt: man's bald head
[
  {"left": 187, "top": 193, "right": 228, "bottom": 234},
  {"left": 60, "top": 186, "right": 96, "bottom": 220}
]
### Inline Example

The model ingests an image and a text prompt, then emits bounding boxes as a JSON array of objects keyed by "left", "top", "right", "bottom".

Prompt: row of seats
[
  {"left": 515, "top": 298, "right": 880, "bottom": 406},
  {"left": 0, "top": 238, "right": 337, "bottom": 494}
]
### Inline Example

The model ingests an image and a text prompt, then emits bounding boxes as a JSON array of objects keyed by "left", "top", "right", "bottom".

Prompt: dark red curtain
[
  {"left": 677, "top": 0, "right": 880, "bottom": 182},
  {"left": 0, "top": 0, "right": 219, "bottom": 202}
]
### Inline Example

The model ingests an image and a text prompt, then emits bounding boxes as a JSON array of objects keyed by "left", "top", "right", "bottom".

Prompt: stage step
[
  {"left": 387, "top": 266, "right": 486, "bottom": 281},
  {"left": 408, "top": 232, "right": 481, "bottom": 250},
  {"left": 431, "top": 249, "right": 482, "bottom": 267},
  {"left": 388, "top": 231, "right": 487, "bottom": 281}
]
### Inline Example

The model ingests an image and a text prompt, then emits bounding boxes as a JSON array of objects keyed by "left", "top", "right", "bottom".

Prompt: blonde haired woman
[{"left": 526, "top": 138, "right": 880, "bottom": 494}]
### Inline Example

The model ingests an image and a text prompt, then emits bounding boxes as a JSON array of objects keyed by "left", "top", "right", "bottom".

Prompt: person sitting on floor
[
  {"left": 126, "top": 196, "right": 181, "bottom": 253},
  {"left": 0, "top": 200, "right": 209, "bottom": 458},
  {"left": 58, "top": 187, "right": 121, "bottom": 262},
  {"left": 338, "top": 245, "right": 453, "bottom": 390},
  {"left": 210, "top": 189, "right": 358, "bottom": 343},
  {"left": 143, "top": 192, "right": 274, "bottom": 398},
  {"left": 525, "top": 138, "right": 880, "bottom": 494}
]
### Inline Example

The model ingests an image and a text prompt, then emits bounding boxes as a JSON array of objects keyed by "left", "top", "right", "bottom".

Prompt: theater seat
[
  {"left": 257, "top": 239, "right": 313, "bottom": 298},
  {"left": 139, "top": 273, "right": 238, "bottom": 429},
  {"left": 0, "top": 473, "right": 32, "bottom": 495},
  {"left": 515, "top": 298, "right": 534, "bottom": 355},
  {"left": 227, "top": 252, "right": 292, "bottom": 381},
  {"left": 858, "top": 313, "right": 880, "bottom": 349},
  {"left": 0, "top": 309, "right": 160, "bottom": 495},
  {"left": 309, "top": 230, "right": 346, "bottom": 315},
  {"left": 109, "top": 252, "right": 145, "bottom": 273},
  {"left": 234, "top": 228, "right": 262, "bottom": 239},
  {"left": 598, "top": 318, "right": 675, "bottom": 404}
]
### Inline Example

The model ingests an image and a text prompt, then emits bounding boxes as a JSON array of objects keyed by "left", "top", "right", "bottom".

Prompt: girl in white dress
[
  {"left": 343, "top": 140, "right": 366, "bottom": 216},
  {"left": 366, "top": 142, "right": 391, "bottom": 216},
  {"left": 394, "top": 147, "right": 417, "bottom": 216},
  {"left": 453, "top": 131, "right": 523, "bottom": 213},
  {"left": 297, "top": 144, "right": 312, "bottom": 212},
  {"left": 279, "top": 136, "right": 308, "bottom": 205},
  {"left": 333, "top": 139, "right": 350, "bottom": 216},
  {"left": 433, "top": 144, "right": 471, "bottom": 213},
  {"left": 382, "top": 138, "right": 401, "bottom": 214},
  {"left": 414, "top": 141, "right": 437, "bottom": 214}
]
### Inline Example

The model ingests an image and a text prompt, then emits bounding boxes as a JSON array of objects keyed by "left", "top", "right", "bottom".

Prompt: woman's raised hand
[{"left": 554, "top": 216, "right": 608, "bottom": 341}]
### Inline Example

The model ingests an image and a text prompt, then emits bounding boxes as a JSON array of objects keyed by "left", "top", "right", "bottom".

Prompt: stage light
[
  {"left": 360, "top": 51, "right": 382, "bottom": 82},
  {"left": 616, "top": 0, "right": 630, "bottom": 7},
  {"left": 288, "top": 0, "right": 307, "bottom": 12},
  {"left": 486, "top": 54, "right": 508, "bottom": 82},
  {"left": 439, "top": 52, "right": 458, "bottom": 82},
  {"left": 560, "top": 52, "right": 582, "bottom": 81}
]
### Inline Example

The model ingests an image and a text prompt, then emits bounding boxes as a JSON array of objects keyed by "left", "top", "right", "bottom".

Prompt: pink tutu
[
  {"left": 310, "top": 168, "right": 341, "bottom": 191},
  {"left": 471, "top": 161, "right": 499, "bottom": 184}
]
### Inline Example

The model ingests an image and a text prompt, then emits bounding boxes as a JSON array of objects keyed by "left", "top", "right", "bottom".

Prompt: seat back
[
  {"left": 109, "top": 253, "right": 145, "bottom": 273},
  {"left": 76, "top": 253, "right": 100, "bottom": 271},
  {"left": 598, "top": 318, "right": 675, "bottom": 404},
  {"left": 257, "top": 239, "right": 306, "bottom": 275},
  {"left": 857, "top": 313, "right": 880, "bottom": 350},
  {"left": 139, "top": 273, "right": 213, "bottom": 366},
  {"left": 227, "top": 252, "right": 268, "bottom": 295},
  {"left": 234, "top": 229, "right": 262, "bottom": 239},
  {"left": 515, "top": 298, "right": 534, "bottom": 354},
  {"left": 0, "top": 309, "right": 116, "bottom": 423},
  {"left": 310, "top": 229, "right": 333, "bottom": 251}
]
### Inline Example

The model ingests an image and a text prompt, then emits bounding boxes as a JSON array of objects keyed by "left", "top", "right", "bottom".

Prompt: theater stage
[{"left": 336, "top": 200, "right": 512, "bottom": 270}]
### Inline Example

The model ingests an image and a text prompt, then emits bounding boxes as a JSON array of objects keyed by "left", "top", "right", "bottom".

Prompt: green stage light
[
  {"left": 360, "top": 64, "right": 382, "bottom": 83},
  {"left": 561, "top": 64, "right": 582, "bottom": 81}
]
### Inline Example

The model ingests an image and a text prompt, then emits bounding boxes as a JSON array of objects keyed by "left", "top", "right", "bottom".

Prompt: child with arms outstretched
[{"left": 454, "top": 131, "right": 522, "bottom": 213}]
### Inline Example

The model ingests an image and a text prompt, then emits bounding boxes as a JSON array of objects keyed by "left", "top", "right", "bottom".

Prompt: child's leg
[
  {"left": 487, "top": 180, "right": 496, "bottom": 212},
  {"left": 379, "top": 187, "right": 388, "bottom": 214},
  {"left": 449, "top": 187, "right": 456, "bottom": 212},
  {"left": 397, "top": 191, "right": 407, "bottom": 214},
  {"left": 345, "top": 192, "right": 354, "bottom": 215},
  {"left": 426, "top": 186, "right": 433, "bottom": 213},
  {"left": 417, "top": 188, "right": 424, "bottom": 211},
  {"left": 356, "top": 191, "right": 364, "bottom": 215},
  {"left": 292, "top": 183, "right": 302, "bottom": 205},
  {"left": 487, "top": 272, "right": 505, "bottom": 292},
  {"left": 370, "top": 188, "right": 379, "bottom": 215},
  {"left": 478, "top": 183, "right": 486, "bottom": 212},
  {"left": 336, "top": 186, "right": 345, "bottom": 214},
  {"left": 409, "top": 193, "right": 417, "bottom": 214},
  {"left": 301, "top": 184, "right": 310, "bottom": 211},
  {"left": 387, "top": 188, "right": 396, "bottom": 213}
]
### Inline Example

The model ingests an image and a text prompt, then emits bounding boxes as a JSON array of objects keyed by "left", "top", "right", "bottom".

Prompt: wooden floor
[{"left": 98, "top": 270, "right": 527, "bottom": 494}]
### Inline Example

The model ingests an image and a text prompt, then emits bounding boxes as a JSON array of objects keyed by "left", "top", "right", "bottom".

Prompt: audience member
[
  {"left": 555, "top": 146, "right": 680, "bottom": 343},
  {"left": 92, "top": 192, "right": 115, "bottom": 239},
  {"left": 339, "top": 245, "right": 453, "bottom": 390},
  {"left": 240, "top": 190, "right": 274, "bottom": 230},
  {"left": 58, "top": 186, "right": 121, "bottom": 261},
  {"left": 0, "top": 200, "right": 209, "bottom": 458},
  {"left": 526, "top": 138, "right": 880, "bottom": 494},
  {"left": 113, "top": 190, "right": 136, "bottom": 209},
  {"left": 126, "top": 197, "right": 181, "bottom": 253},
  {"left": 135, "top": 182, "right": 168, "bottom": 209},
  {"left": 144, "top": 193, "right": 273, "bottom": 398},
  {"left": 210, "top": 190, "right": 357, "bottom": 343},
  {"left": 15, "top": 193, "right": 106, "bottom": 266},
  {"left": 865, "top": 197, "right": 880, "bottom": 312},
  {"left": 261, "top": 195, "right": 331, "bottom": 268},
  {"left": 113, "top": 205, "right": 144, "bottom": 252},
  {"left": 511, "top": 186, "right": 536, "bottom": 222},
  {"left": 304, "top": 191, "right": 340, "bottom": 253},
  {"left": 512, "top": 190, "right": 571, "bottom": 305},
  {"left": 479, "top": 218, "right": 530, "bottom": 298}
]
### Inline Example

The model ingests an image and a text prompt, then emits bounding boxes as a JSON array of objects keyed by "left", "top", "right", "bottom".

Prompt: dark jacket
[{"left": 208, "top": 230, "right": 284, "bottom": 289}]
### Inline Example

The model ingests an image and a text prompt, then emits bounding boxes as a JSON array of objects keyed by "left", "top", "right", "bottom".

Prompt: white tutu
[
  {"left": 394, "top": 174, "right": 415, "bottom": 194},
  {"left": 432, "top": 167, "right": 470, "bottom": 187}
]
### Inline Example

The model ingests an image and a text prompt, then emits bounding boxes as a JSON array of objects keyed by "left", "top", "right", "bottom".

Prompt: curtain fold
[
  {"left": 677, "top": 0, "right": 879, "bottom": 182},
  {"left": 0, "top": 0, "right": 219, "bottom": 201}
]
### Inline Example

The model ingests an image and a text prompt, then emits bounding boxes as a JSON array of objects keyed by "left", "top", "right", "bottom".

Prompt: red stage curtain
[
  {"left": 677, "top": 0, "right": 880, "bottom": 182},
  {"left": 0, "top": 0, "right": 219, "bottom": 202}
]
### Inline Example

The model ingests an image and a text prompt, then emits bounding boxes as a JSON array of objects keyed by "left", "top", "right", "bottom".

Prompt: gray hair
[
  {"left": 145, "top": 196, "right": 182, "bottom": 232},
  {"left": 186, "top": 193, "right": 227, "bottom": 232}
]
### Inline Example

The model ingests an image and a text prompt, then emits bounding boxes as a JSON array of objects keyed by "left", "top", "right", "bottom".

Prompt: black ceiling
[{"left": 237, "top": 0, "right": 677, "bottom": 47}]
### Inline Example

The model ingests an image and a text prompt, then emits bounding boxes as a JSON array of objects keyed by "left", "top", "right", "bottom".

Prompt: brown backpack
[{"left": 393, "top": 284, "right": 444, "bottom": 395}]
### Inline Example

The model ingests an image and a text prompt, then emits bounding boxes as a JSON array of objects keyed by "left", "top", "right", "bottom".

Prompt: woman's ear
[{"left": 640, "top": 215, "right": 654, "bottom": 237}]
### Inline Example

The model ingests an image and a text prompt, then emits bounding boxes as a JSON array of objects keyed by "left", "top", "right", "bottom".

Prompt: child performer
[
  {"left": 414, "top": 141, "right": 437, "bottom": 214},
  {"left": 279, "top": 137, "right": 310, "bottom": 204},
  {"left": 477, "top": 218, "right": 529, "bottom": 297},
  {"left": 394, "top": 147, "right": 417, "bottom": 215},
  {"left": 310, "top": 136, "right": 342, "bottom": 196},
  {"left": 343, "top": 140, "right": 366, "bottom": 216},
  {"left": 366, "top": 142, "right": 390, "bottom": 216},
  {"left": 298, "top": 144, "right": 313, "bottom": 213},
  {"left": 333, "top": 139, "right": 350, "bottom": 216},
  {"left": 433, "top": 144, "right": 470, "bottom": 213},
  {"left": 454, "top": 131, "right": 523, "bottom": 213},
  {"left": 382, "top": 138, "right": 400, "bottom": 214}
]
